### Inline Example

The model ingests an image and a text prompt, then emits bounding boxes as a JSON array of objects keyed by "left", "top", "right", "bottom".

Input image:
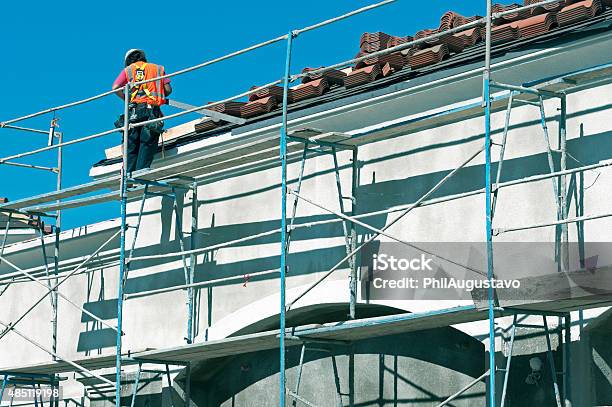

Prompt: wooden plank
[
  {"left": 472, "top": 265, "right": 612, "bottom": 312},
  {"left": 0, "top": 307, "right": 482, "bottom": 372},
  {"left": 0, "top": 355, "right": 125, "bottom": 375},
  {"left": 0, "top": 212, "right": 36, "bottom": 228},
  {"left": 0, "top": 177, "right": 120, "bottom": 211},
  {"left": 0, "top": 133, "right": 282, "bottom": 211},
  {"left": 134, "top": 332, "right": 290, "bottom": 362},
  {"left": 298, "top": 306, "right": 488, "bottom": 342},
  {"left": 4, "top": 298, "right": 607, "bottom": 375}
]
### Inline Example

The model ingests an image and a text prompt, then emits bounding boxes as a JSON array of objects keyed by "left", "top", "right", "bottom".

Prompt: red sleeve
[
  {"left": 113, "top": 70, "right": 128, "bottom": 88},
  {"left": 161, "top": 67, "right": 170, "bottom": 84}
]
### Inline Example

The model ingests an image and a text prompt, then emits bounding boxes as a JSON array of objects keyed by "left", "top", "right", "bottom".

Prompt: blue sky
[{"left": 1, "top": 0, "right": 484, "bottom": 229}]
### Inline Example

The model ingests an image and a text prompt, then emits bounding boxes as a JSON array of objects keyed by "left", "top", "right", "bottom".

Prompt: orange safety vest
[{"left": 125, "top": 62, "right": 166, "bottom": 106}]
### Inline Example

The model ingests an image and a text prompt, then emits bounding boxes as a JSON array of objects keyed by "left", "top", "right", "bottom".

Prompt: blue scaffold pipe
[{"left": 279, "top": 30, "right": 294, "bottom": 407}]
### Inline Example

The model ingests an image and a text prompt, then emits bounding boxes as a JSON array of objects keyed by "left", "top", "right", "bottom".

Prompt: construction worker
[{"left": 112, "top": 49, "right": 172, "bottom": 173}]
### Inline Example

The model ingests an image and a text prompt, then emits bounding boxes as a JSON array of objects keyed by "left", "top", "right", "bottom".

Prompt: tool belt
[{"left": 114, "top": 103, "right": 164, "bottom": 135}]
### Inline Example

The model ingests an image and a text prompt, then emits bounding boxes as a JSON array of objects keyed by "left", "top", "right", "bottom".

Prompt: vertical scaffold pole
[
  {"left": 280, "top": 30, "right": 294, "bottom": 407},
  {"left": 129, "top": 362, "right": 142, "bottom": 407},
  {"left": 483, "top": 0, "right": 496, "bottom": 405},
  {"left": 0, "top": 375, "right": 7, "bottom": 402},
  {"left": 563, "top": 314, "right": 571, "bottom": 404},
  {"left": 53, "top": 128, "right": 63, "bottom": 366},
  {"left": 117, "top": 83, "right": 130, "bottom": 407},
  {"left": 185, "top": 363, "right": 191, "bottom": 407},
  {"left": 349, "top": 148, "right": 358, "bottom": 319},
  {"left": 559, "top": 95, "right": 569, "bottom": 272},
  {"left": 188, "top": 182, "right": 198, "bottom": 344}
]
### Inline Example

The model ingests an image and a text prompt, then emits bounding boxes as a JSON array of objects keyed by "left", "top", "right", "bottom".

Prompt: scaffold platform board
[
  {"left": 0, "top": 305, "right": 487, "bottom": 374},
  {"left": 5, "top": 291, "right": 611, "bottom": 376}
]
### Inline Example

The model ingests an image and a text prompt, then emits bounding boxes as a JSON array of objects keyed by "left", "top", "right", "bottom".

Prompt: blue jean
[{"left": 126, "top": 105, "right": 162, "bottom": 173}]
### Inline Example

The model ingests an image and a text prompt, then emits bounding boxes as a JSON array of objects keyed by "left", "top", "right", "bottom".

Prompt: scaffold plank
[
  {"left": 2, "top": 296, "right": 609, "bottom": 376},
  {"left": 0, "top": 354, "right": 135, "bottom": 375},
  {"left": 0, "top": 306, "right": 482, "bottom": 373},
  {"left": 0, "top": 177, "right": 120, "bottom": 211}
]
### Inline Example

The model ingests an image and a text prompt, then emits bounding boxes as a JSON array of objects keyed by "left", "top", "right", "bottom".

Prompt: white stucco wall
[{"left": 1, "top": 35, "right": 612, "bottom": 405}]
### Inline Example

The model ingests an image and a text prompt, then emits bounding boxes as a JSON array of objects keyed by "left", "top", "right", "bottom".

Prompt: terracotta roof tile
[
  {"left": 207, "top": 101, "right": 246, "bottom": 117},
  {"left": 515, "top": 11, "right": 558, "bottom": 37},
  {"left": 493, "top": 3, "right": 532, "bottom": 22},
  {"left": 360, "top": 32, "right": 413, "bottom": 55},
  {"left": 301, "top": 67, "right": 347, "bottom": 86},
  {"left": 387, "top": 36, "right": 413, "bottom": 48},
  {"left": 292, "top": 78, "right": 330, "bottom": 102},
  {"left": 248, "top": 85, "right": 293, "bottom": 103},
  {"left": 240, "top": 96, "right": 278, "bottom": 118},
  {"left": 382, "top": 62, "right": 394, "bottom": 77},
  {"left": 192, "top": 2, "right": 612, "bottom": 125},
  {"left": 485, "top": 21, "right": 522, "bottom": 43},
  {"left": 557, "top": 0, "right": 603, "bottom": 26},
  {"left": 453, "top": 28, "right": 483, "bottom": 47},
  {"left": 439, "top": 11, "right": 483, "bottom": 30},
  {"left": 194, "top": 120, "right": 221, "bottom": 134},
  {"left": 524, "top": 0, "right": 567, "bottom": 14},
  {"left": 360, "top": 31, "right": 393, "bottom": 46},
  {"left": 414, "top": 11, "right": 482, "bottom": 53},
  {"left": 409, "top": 44, "right": 450, "bottom": 69},
  {"left": 345, "top": 64, "right": 384, "bottom": 88},
  {"left": 355, "top": 51, "right": 408, "bottom": 70}
]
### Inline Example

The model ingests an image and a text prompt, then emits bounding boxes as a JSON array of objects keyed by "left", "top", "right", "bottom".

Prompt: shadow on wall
[
  {"left": 121, "top": 128, "right": 612, "bottom": 295},
  {"left": 188, "top": 326, "right": 485, "bottom": 407},
  {"left": 496, "top": 349, "right": 564, "bottom": 407},
  {"left": 589, "top": 312, "right": 612, "bottom": 405},
  {"left": 76, "top": 128, "right": 612, "bottom": 353}
]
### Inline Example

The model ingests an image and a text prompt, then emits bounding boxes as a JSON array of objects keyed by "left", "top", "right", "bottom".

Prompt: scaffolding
[{"left": 1, "top": 0, "right": 612, "bottom": 405}]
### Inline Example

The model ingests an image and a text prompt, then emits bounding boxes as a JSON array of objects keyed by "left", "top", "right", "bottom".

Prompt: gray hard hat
[{"left": 124, "top": 49, "right": 145, "bottom": 65}]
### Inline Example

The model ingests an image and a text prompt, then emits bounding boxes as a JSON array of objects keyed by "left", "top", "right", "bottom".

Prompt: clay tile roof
[
  {"left": 453, "top": 27, "right": 483, "bottom": 47},
  {"left": 524, "top": 0, "right": 567, "bottom": 14},
  {"left": 190, "top": 1, "right": 612, "bottom": 135},
  {"left": 360, "top": 32, "right": 414, "bottom": 55},
  {"left": 439, "top": 11, "right": 483, "bottom": 30},
  {"left": 207, "top": 101, "right": 246, "bottom": 117},
  {"left": 514, "top": 11, "right": 558, "bottom": 37},
  {"left": 409, "top": 44, "right": 450, "bottom": 69},
  {"left": 194, "top": 120, "right": 221, "bottom": 134},
  {"left": 301, "top": 67, "right": 347, "bottom": 86},
  {"left": 292, "top": 78, "right": 330, "bottom": 102},
  {"left": 248, "top": 85, "right": 293, "bottom": 103},
  {"left": 485, "top": 20, "right": 522, "bottom": 43},
  {"left": 493, "top": 3, "right": 533, "bottom": 22},
  {"left": 557, "top": 0, "right": 603, "bottom": 26},
  {"left": 355, "top": 50, "right": 408, "bottom": 70},
  {"left": 240, "top": 96, "right": 278, "bottom": 118},
  {"left": 344, "top": 64, "right": 384, "bottom": 88},
  {"left": 412, "top": 11, "right": 484, "bottom": 53}
]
